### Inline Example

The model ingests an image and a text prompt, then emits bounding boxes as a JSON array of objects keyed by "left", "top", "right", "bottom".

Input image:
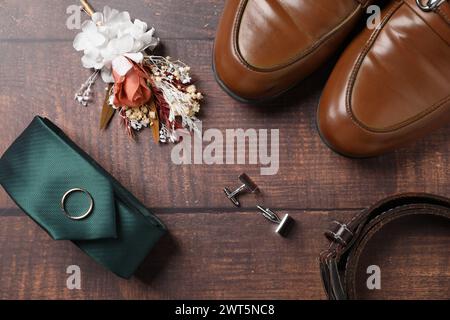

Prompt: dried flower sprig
[
  {"left": 143, "top": 56, "right": 202, "bottom": 141},
  {"left": 72, "top": 1, "right": 202, "bottom": 143},
  {"left": 74, "top": 70, "right": 99, "bottom": 106}
]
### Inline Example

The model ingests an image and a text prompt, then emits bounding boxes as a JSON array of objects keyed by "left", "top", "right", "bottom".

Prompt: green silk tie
[{"left": 0, "top": 116, "right": 167, "bottom": 278}]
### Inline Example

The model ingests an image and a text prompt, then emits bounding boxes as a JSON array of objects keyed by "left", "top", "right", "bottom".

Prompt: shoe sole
[
  {"left": 212, "top": 59, "right": 263, "bottom": 104},
  {"left": 314, "top": 97, "right": 373, "bottom": 159},
  {"left": 212, "top": 57, "right": 310, "bottom": 105}
]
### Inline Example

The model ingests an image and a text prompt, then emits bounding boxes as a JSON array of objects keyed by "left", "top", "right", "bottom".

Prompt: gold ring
[{"left": 60, "top": 188, "right": 94, "bottom": 220}]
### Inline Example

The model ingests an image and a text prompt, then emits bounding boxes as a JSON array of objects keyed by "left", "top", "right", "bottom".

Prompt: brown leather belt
[{"left": 319, "top": 193, "right": 450, "bottom": 300}]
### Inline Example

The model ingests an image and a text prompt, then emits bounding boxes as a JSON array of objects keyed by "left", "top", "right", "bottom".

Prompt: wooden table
[{"left": 0, "top": 0, "right": 449, "bottom": 300}]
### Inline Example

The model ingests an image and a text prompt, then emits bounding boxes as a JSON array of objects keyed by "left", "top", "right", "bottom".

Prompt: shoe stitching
[
  {"left": 345, "top": 1, "right": 450, "bottom": 133},
  {"left": 231, "top": 0, "right": 363, "bottom": 73}
]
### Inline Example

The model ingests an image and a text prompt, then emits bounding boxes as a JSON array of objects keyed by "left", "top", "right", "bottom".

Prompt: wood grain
[
  {"left": 0, "top": 0, "right": 449, "bottom": 300},
  {"left": 0, "top": 41, "right": 449, "bottom": 210},
  {"left": 354, "top": 214, "right": 450, "bottom": 300},
  {"left": 0, "top": 0, "right": 222, "bottom": 40},
  {"left": 0, "top": 210, "right": 448, "bottom": 300}
]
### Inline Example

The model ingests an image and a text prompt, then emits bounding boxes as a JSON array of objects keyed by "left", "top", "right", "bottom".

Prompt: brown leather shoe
[
  {"left": 318, "top": 0, "right": 450, "bottom": 157},
  {"left": 213, "top": 0, "right": 373, "bottom": 103}
]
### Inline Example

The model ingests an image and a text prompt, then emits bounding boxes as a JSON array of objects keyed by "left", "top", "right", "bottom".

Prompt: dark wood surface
[{"left": 0, "top": 0, "right": 449, "bottom": 300}]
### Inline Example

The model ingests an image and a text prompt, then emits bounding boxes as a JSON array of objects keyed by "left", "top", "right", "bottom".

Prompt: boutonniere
[{"left": 73, "top": 0, "right": 202, "bottom": 143}]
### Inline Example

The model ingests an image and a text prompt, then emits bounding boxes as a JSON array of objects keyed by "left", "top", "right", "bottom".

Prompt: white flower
[{"left": 73, "top": 6, "right": 159, "bottom": 83}]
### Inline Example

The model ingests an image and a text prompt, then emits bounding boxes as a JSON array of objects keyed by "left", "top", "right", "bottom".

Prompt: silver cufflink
[
  {"left": 224, "top": 173, "right": 259, "bottom": 207},
  {"left": 257, "top": 206, "right": 294, "bottom": 237}
]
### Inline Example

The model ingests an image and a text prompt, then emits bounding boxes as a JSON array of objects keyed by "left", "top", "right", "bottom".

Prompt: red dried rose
[{"left": 113, "top": 62, "right": 152, "bottom": 108}]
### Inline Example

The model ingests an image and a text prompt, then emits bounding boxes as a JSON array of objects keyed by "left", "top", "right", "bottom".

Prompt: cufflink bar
[
  {"left": 224, "top": 173, "right": 259, "bottom": 207},
  {"left": 257, "top": 206, "right": 294, "bottom": 237}
]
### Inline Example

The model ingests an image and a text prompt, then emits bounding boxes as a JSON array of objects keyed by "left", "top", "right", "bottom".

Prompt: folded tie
[{"left": 0, "top": 116, "right": 167, "bottom": 278}]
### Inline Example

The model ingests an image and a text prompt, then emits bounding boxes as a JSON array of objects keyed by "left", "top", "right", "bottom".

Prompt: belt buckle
[{"left": 325, "top": 221, "right": 353, "bottom": 246}]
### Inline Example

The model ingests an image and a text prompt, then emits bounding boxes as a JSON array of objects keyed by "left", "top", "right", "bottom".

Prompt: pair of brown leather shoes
[{"left": 213, "top": 0, "right": 450, "bottom": 157}]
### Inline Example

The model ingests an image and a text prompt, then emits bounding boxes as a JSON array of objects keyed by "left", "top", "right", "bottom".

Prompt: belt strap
[{"left": 319, "top": 193, "right": 450, "bottom": 300}]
